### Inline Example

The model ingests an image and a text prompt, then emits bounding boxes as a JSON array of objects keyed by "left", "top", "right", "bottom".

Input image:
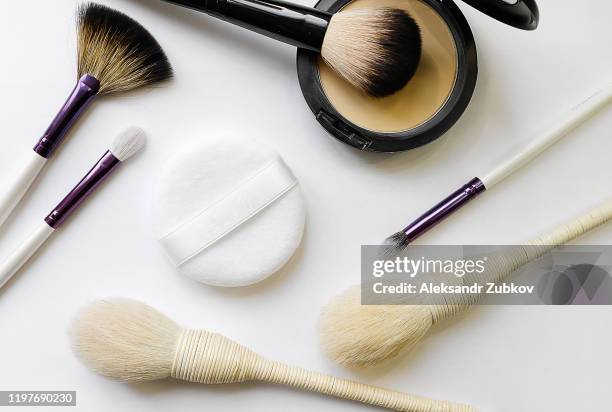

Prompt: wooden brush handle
[
  {"left": 171, "top": 330, "right": 474, "bottom": 412},
  {"left": 261, "top": 362, "right": 473, "bottom": 412},
  {"left": 484, "top": 198, "right": 612, "bottom": 285},
  {"left": 526, "top": 198, "right": 612, "bottom": 250},
  {"left": 437, "top": 199, "right": 612, "bottom": 321}
]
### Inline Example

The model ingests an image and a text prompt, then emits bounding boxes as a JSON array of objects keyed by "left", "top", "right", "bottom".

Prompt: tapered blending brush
[
  {"left": 0, "top": 128, "right": 146, "bottom": 290},
  {"left": 0, "top": 3, "right": 172, "bottom": 230},
  {"left": 158, "top": 0, "right": 422, "bottom": 98},
  {"left": 385, "top": 81, "right": 612, "bottom": 252},
  {"left": 320, "top": 198, "right": 612, "bottom": 368},
  {"left": 71, "top": 299, "right": 475, "bottom": 412}
]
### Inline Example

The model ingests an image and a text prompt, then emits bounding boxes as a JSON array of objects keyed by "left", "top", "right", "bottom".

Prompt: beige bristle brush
[
  {"left": 319, "top": 198, "right": 612, "bottom": 368},
  {"left": 158, "top": 0, "right": 422, "bottom": 98},
  {"left": 71, "top": 299, "right": 475, "bottom": 412},
  {"left": 0, "top": 3, "right": 171, "bottom": 230}
]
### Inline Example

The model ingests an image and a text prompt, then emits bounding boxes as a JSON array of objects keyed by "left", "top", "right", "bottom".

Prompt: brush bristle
[
  {"left": 319, "top": 285, "right": 433, "bottom": 368},
  {"left": 383, "top": 231, "right": 410, "bottom": 256},
  {"left": 322, "top": 8, "right": 422, "bottom": 98},
  {"left": 110, "top": 127, "right": 146, "bottom": 161},
  {"left": 77, "top": 3, "right": 173, "bottom": 95},
  {"left": 70, "top": 299, "right": 180, "bottom": 382}
]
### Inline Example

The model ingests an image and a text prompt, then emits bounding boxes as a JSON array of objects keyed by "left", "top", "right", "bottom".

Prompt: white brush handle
[
  {"left": 0, "top": 222, "right": 55, "bottom": 289},
  {"left": 482, "top": 82, "right": 612, "bottom": 188},
  {"left": 0, "top": 151, "right": 47, "bottom": 229}
]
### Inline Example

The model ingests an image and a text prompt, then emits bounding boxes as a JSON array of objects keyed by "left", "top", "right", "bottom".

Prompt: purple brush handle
[
  {"left": 33, "top": 74, "right": 100, "bottom": 158},
  {"left": 45, "top": 151, "right": 120, "bottom": 229},
  {"left": 400, "top": 177, "right": 486, "bottom": 244}
]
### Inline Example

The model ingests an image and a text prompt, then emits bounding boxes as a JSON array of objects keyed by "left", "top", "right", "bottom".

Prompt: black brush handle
[
  {"left": 161, "top": 0, "right": 332, "bottom": 51},
  {"left": 462, "top": 0, "right": 539, "bottom": 30}
]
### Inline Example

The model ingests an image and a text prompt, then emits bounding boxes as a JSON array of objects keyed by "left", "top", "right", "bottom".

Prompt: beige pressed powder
[{"left": 318, "top": 0, "right": 459, "bottom": 133}]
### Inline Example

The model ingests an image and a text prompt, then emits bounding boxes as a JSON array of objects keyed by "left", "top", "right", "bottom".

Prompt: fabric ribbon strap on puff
[{"left": 160, "top": 157, "right": 297, "bottom": 266}]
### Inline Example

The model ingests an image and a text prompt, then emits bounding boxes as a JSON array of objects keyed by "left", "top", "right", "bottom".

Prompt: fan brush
[
  {"left": 0, "top": 3, "right": 172, "bottom": 230},
  {"left": 159, "top": 0, "right": 421, "bottom": 98},
  {"left": 71, "top": 298, "right": 475, "bottom": 412}
]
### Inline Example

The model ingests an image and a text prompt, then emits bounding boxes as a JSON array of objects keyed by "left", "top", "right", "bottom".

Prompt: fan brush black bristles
[{"left": 77, "top": 3, "right": 173, "bottom": 95}]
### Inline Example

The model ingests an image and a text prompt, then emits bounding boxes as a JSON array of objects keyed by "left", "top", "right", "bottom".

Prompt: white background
[{"left": 0, "top": 0, "right": 611, "bottom": 411}]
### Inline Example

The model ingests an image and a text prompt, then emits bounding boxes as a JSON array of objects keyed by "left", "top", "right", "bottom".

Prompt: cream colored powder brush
[
  {"left": 320, "top": 198, "right": 612, "bottom": 368},
  {"left": 71, "top": 299, "right": 475, "bottom": 412}
]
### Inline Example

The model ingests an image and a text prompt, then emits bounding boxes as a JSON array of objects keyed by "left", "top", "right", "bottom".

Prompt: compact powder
[{"left": 318, "top": 0, "right": 459, "bottom": 133}]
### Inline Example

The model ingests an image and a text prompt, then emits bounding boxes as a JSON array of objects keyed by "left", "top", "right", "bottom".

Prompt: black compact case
[{"left": 297, "top": 0, "right": 539, "bottom": 152}]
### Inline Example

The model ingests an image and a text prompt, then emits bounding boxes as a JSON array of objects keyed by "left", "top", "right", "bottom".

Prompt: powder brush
[
  {"left": 158, "top": 0, "right": 422, "bottom": 98},
  {"left": 71, "top": 298, "right": 475, "bottom": 412},
  {"left": 385, "top": 81, "right": 612, "bottom": 252},
  {"left": 0, "top": 3, "right": 172, "bottom": 230},
  {"left": 0, "top": 128, "right": 146, "bottom": 290},
  {"left": 320, "top": 198, "right": 612, "bottom": 368}
]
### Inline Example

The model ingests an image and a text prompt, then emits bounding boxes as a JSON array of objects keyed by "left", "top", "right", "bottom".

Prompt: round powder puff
[{"left": 153, "top": 135, "right": 306, "bottom": 287}]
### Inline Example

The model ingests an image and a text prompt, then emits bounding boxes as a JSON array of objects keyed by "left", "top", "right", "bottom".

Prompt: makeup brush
[
  {"left": 320, "top": 198, "right": 612, "bottom": 368},
  {"left": 386, "top": 81, "right": 612, "bottom": 252},
  {"left": 0, "top": 128, "right": 146, "bottom": 290},
  {"left": 71, "top": 299, "right": 475, "bottom": 412},
  {"left": 0, "top": 3, "right": 172, "bottom": 230},
  {"left": 158, "top": 0, "right": 421, "bottom": 98}
]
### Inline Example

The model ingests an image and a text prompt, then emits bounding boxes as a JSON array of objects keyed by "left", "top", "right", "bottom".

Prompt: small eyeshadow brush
[
  {"left": 0, "top": 3, "right": 172, "bottom": 230},
  {"left": 0, "top": 128, "right": 146, "bottom": 290},
  {"left": 386, "top": 81, "right": 612, "bottom": 252}
]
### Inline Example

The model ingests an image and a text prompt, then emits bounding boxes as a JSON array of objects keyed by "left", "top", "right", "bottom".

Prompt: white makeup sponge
[{"left": 153, "top": 135, "right": 306, "bottom": 287}]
